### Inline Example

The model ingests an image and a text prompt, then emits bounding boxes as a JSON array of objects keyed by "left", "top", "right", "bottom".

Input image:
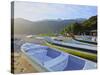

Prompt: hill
[{"left": 13, "top": 18, "right": 85, "bottom": 35}]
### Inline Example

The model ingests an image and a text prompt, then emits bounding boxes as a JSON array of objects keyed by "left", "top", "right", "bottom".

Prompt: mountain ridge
[{"left": 13, "top": 18, "right": 86, "bottom": 34}]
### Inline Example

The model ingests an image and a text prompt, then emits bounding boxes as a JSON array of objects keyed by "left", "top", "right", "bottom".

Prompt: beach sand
[{"left": 11, "top": 52, "right": 38, "bottom": 74}]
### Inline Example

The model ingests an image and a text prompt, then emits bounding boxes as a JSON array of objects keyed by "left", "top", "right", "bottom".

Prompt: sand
[{"left": 12, "top": 52, "right": 38, "bottom": 74}]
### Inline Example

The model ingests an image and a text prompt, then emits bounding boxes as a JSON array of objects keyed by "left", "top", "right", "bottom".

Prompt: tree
[
  {"left": 61, "top": 22, "right": 82, "bottom": 38},
  {"left": 82, "top": 15, "right": 97, "bottom": 31},
  {"left": 60, "top": 15, "right": 97, "bottom": 38}
]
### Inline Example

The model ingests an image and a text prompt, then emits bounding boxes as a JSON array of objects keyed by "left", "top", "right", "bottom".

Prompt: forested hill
[
  {"left": 82, "top": 15, "right": 97, "bottom": 30},
  {"left": 13, "top": 18, "right": 85, "bottom": 34},
  {"left": 60, "top": 15, "right": 97, "bottom": 35}
]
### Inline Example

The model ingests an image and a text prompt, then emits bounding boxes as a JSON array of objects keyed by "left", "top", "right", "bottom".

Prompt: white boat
[{"left": 21, "top": 43, "right": 97, "bottom": 72}]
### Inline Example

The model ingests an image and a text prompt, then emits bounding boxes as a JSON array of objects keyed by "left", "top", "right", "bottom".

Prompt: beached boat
[
  {"left": 75, "top": 35, "right": 97, "bottom": 45},
  {"left": 21, "top": 43, "right": 97, "bottom": 72},
  {"left": 44, "top": 37, "right": 97, "bottom": 54}
]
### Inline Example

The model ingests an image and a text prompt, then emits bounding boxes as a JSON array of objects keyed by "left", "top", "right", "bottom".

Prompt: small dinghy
[{"left": 21, "top": 43, "right": 97, "bottom": 72}]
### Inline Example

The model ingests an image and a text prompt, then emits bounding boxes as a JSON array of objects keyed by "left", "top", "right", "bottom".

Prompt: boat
[
  {"left": 21, "top": 43, "right": 97, "bottom": 72},
  {"left": 74, "top": 35, "right": 97, "bottom": 45},
  {"left": 44, "top": 37, "right": 97, "bottom": 54}
]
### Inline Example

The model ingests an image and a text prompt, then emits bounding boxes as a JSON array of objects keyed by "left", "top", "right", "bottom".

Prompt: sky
[{"left": 14, "top": 1, "right": 97, "bottom": 21}]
